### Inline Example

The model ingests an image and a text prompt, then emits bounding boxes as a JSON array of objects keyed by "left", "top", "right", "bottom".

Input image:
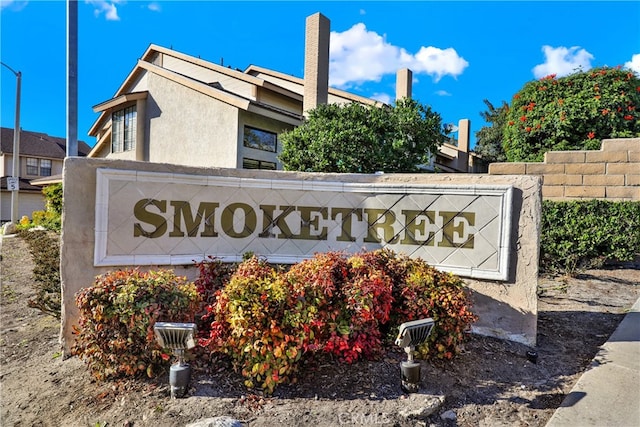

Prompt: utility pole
[
  {"left": 67, "top": 0, "right": 78, "bottom": 157},
  {"left": 1, "top": 61, "right": 22, "bottom": 224}
]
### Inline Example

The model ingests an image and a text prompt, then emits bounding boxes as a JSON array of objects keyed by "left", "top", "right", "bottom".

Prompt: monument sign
[{"left": 95, "top": 168, "right": 513, "bottom": 280}]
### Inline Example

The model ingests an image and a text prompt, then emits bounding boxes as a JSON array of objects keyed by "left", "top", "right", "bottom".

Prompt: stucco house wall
[
  {"left": 161, "top": 54, "right": 258, "bottom": 101},
  {"left": 146, "top": 72, "right": 241, "bottom": 168}
]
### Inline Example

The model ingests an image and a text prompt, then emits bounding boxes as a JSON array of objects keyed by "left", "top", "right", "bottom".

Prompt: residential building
[
  {"left": 0, "top": 127, "right": 91, "bottom": 222},
  {"left": 88, "top": 13, "right": 481, "bottom": 173}
]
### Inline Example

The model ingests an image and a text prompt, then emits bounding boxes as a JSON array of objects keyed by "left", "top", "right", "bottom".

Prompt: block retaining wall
[{"left": 488, "top": 138, "right": 640, "bottom": 201}]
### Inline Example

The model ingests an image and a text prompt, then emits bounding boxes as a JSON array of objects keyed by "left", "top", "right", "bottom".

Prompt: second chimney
[
  {"left": 396, "top": 68, "right": 413, "bottom": 101},
  {"left": 303, "top": 12, "right": 330, "bottom": 115}
]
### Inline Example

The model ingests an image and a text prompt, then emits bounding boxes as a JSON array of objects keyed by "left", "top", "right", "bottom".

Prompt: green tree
[
  {"left": 279, "top": 98, "right": 446, "bottom": 173},
  {"left": 503, "top": 66, "right": 640, "bottom": 162},
  {"left": 473, "top": 99, "right": 509, "bottom": 163}
]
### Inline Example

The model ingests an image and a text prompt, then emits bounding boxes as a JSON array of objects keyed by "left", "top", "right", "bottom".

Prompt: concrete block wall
[{"left": 489, "top": 138, "right": 640, "bottom": 201}]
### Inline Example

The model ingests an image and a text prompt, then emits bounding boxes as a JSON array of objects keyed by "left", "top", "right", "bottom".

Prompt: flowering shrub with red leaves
[
  {"left": 199, "top": 249, "right": 478, "bottom": 394},
  {"left": 72, "top": 269, "right": 201, "bottom": 381},
  {"left": 200, "top": 257, "right": 302, "bottom": 394},
  {"left": 192, "top": 256, "right": 235, "bottom": 339},
  {"left": 284, "top": 251, "right": 394, "bottom": 364},
  {"left": 396, "top": 260, "right": 478, "bottom": 360},
  {"left": 503, "top": 66, "right": 640, "bottom": 162},
  {"left": 283, "top": 251, "right": 349, "bottom": 354}
]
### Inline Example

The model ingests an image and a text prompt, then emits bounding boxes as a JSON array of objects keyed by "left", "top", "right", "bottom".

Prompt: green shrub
[
  {"left": 31, "top": 210, "right": 61, "bottom": 231},
  {"left": 17, "top": 229, "right": 61, "bottom": 318},
  {"left": 42, "top": 183, "right": 63, "bottom": 215},
  {"left": 16, "top": 183, "right": 63, "bottom": 232},
  {"left": 72, "top": 269, "right": 201, "bottom": 381},
  {"left": 200, "top": 250, "right": 477, "bottom": 394},
  {"left": 540, "top": 200, "right": 640, "bottom": 275}
]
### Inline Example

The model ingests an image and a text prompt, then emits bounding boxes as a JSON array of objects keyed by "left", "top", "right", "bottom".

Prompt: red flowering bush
[
  {"left": 395, "top": 259, "right": 478, "bottom": 359},
  {"left": 72, "top": 269, "right": 201, "bottom": 381},
  {"left": 192, "top": 256, "right": 235, "bottom": 339},
  {"left": 201, "top": 257, "right": 303, "bottom": 393},
  {"left": 285, "top": 251, "right": 394, "bottom": 363},
  {"left": 503, "top": 66, "right": 640, "bottom": 162},
  {"left": 200, "top": 250, "right": 478, "bottom": 394}
]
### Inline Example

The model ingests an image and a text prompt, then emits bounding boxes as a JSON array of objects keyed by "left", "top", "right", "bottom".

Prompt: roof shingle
[{"left": 1, "top": 127, "right": 91, "bottom": 158}]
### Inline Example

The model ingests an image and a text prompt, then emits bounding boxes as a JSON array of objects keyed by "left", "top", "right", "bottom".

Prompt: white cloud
[
  {"left": 625, "top": 53, "right": 640, "bottom": 75},
  {"left": 412, "top": 46, "right": 469, "bottom": 82},
  {"left": 370, "top": 92, "right": 392, "bottom": 104},
  {"left": 147, "top": 2, "right": 161, "bottom": 12},
  {"left": 86, "top": 0, "right": 121, "bottom": 21},
  {"left": 329, "top": 23, "right": 468, "bottom": 88},
  {"left": 532, "top": 45, "right": 594, "bottom": 79},
  {"left": 435, "top": 90, "right": 452, "bottom": 97},
  {"left": 0, "top": 0, "right": 28, "bottom": 11}
]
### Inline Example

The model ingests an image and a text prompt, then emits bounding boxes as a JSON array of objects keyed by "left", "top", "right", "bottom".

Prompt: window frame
[
  {"left": 25, "top": 157, "right": 53, "bottom": 177},
  {"left": 39, "top": 159, "right": 52, "bottom": 177},
  {"left": 112, "top": 105, "right": 137, "bottom": 153},
  {"left": 26, "top": 157, "right": 39, "bottom": 176},
  {"left": 243, "top": 126, "right": 277, "bottom": 153},
  {"left": 243, "top": 158, "right": 277, "bottom": 170}
]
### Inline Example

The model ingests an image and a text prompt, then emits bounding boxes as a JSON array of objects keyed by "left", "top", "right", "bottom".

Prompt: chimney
[
  {"left": 303, "top": 12, "right": 330, "bottom": 115},
  {"left": 457, "top": 119, "right": 471, "bottom": 172},
  {"left": 396, "top": 68, "right": 413, "bottom": 101}
]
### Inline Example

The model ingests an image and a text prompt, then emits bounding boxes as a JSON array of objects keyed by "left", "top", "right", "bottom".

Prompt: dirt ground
[{"left": 1, "top": 234, "right": 639, "bottom": 427}]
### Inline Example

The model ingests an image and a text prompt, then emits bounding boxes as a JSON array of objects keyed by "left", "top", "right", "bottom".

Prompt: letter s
[{"left": 133, "top": 199, "right": 167, "bottom": 238}]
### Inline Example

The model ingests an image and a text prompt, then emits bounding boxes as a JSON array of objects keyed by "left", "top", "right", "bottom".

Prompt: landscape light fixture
[
  {"left": 395, "top": 318, "right": 435, "bottom": 393},
  {"left": 153, "top": 322, "right": 197, "bottom": 398}
]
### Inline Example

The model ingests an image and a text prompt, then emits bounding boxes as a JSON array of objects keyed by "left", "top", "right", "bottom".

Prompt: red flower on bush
[
  {"left": 588, "top": 132, "right": 595, "bottom": 139},
  {"left": 602, "top": 109, "right": 609, "bottom": 115},
  {"left": 624, "top": 115, "right": 634, "bottom": 120},
  {"left": 520, "top": 115, "right": 527, "bottom": 122},
  {"left": 525, "top": 127, "right": 532, "bottom": 132}
]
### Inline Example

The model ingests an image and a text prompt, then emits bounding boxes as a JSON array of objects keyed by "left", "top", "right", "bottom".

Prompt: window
[
  {"left": 243, "top": 126, "right": 277, "bottom": 152},
  {"left": 112, "top": 105, "right": 137, "bottom": 153},
  {"left": 26, "top": 158, "right": 39, "bottom": 175},
  {"left": 25, "top": 158, "right": 52, "bottom": 176},
  {"left": 40, "top": 159, "right": 52, "bottom": 176},
  {"left": 243, "top": 158, "right": 276, "bottom": 170}
]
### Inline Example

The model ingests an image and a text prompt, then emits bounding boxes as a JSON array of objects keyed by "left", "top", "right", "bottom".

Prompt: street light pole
[{"left": 1, "top": 61, "right": 21, "bottom": 225}]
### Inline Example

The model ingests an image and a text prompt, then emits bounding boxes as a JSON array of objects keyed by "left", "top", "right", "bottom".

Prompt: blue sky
[{"left": 1, "top": 1, "right": 639, "bottom": 149}]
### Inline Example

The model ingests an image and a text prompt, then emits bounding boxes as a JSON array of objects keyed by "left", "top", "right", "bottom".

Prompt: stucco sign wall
[
  {"left": 60, "top": 158, "right": 541, "bottom": 354},
  {"left": 95, "top": 168, "right": 513, "bottom": 280}
]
